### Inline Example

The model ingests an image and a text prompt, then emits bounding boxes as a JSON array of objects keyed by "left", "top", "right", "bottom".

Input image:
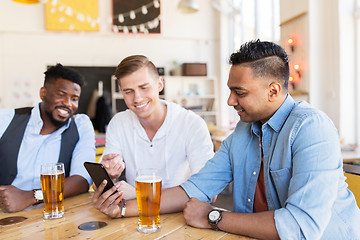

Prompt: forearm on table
[
  {"left": 160, "top": 186, "right": 189, "bottom": 213},
  {"left": 124, "top": 186, "right": 190, "bottom": 217},
  {"left": 218, "top": 211, "right": 279, "bottom": 240},
  {"left": 64, "top": 175, "right": 89, "bottom": 198}
]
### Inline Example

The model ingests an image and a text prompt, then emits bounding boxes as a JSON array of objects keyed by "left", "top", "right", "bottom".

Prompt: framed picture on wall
[
  {"left": 112, "top": 0, "right": 161, "bottom": 34},
  {"left": 45, "top": 0, "right": 99, "bottom": 31}
]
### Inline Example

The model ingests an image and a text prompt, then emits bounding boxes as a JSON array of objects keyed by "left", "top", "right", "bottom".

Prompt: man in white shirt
[
  {"left": 0, "top": 64, "right": 95, "bottom": 212},
  {"left": 96, "top": 55, "right": 214, "bottom": 200}
]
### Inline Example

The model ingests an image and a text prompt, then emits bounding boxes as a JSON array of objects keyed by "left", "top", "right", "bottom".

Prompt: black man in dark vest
[{"left": 0, "top": 64, "right": 95, "bottom": 212}]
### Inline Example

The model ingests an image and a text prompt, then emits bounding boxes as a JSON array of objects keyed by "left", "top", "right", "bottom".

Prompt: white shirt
[
  {"left": 0, "top": 103, "right": 96, "bottom": 190},
  {"left": 102, "top": 100, "right": 214, "bottom": 188}
]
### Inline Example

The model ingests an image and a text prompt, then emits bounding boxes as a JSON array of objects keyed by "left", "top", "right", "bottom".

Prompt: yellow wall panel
[{"left": 45, "top": 0, "right": 99, "bottom": 31}]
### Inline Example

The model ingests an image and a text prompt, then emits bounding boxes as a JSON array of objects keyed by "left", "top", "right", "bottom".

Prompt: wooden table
[{"left": 0, "top": 192, "right": 253, "bottom": 239}]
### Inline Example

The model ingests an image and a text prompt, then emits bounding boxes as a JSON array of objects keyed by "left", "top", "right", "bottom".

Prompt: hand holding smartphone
[{"left": 84, "top": 162, "right": 115, "bottom": 194}]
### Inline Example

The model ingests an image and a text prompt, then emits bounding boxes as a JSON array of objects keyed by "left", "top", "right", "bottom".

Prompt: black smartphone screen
[{"left": 84, "top": 162, "right": 115, "bottom": 194}]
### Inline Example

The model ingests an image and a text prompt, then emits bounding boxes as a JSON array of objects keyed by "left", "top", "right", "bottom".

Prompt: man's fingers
[
  {"left": 96, "top": 183, "right": 121, "bottom": 207},
  {"left": 92, "top": 180, "right": 107, "bottom": 201},
  {"left": 103, "top": 191, "right": 123, "bottom": 208},
  {"left": 113, "top": 161, "right": 125, "bottom": 173},
  {"left": 98, "top": 191, "right": 123, "bottom": 215}
]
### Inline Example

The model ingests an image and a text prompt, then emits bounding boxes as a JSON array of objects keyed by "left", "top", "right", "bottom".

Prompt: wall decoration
[
  {"left": 112, "top": 0, "right": 161, "bottom": 34},
  {"left": 45, "top": 0, "right": 99, "bottom": 31}
]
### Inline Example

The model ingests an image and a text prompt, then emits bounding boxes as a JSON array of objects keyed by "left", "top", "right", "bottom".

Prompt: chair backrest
[{"left": 343, "top": 163, "right": 360, "bottom": 208}]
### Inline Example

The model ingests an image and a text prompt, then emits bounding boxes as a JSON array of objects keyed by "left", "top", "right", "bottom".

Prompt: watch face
[
  {"left": 34, "top": 190, "right": 43, "bottom": 200},
  {"left": 209, "top": 210, "right": 220, "bottom": 221}
]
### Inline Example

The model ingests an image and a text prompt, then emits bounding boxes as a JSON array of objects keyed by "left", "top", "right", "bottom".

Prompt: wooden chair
[
  {"left": 95, "top": 145, "right": 105, "bottom": 163},
  {"left": 343, "top": 163, "right": 360, "bottom": 208}
]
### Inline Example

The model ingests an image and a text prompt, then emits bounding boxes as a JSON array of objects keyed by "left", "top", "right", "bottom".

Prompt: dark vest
[{"left": 0, "top": 107, "right": 79, "bottom": 185}]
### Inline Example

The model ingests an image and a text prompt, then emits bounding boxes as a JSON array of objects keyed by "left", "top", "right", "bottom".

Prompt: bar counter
[{"left": 0, "top": 192, "right": 254, "bottom": 239}]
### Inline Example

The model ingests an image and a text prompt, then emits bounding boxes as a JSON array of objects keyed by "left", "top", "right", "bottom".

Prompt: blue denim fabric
[{"left": 181, "top": 95, "right": 360, "bottom": 239}]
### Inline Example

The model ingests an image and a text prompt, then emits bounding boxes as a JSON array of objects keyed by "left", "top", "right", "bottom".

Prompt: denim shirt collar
[{"left": 251, "top": 94, "right": 296, "bottom": 135}]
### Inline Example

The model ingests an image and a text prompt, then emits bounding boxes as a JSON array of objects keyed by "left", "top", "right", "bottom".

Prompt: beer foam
[
  {"left": 41, "top": 170, "right": 64, "bottom": 175},
  {"left": 136, "top": 175, "right": 162, "bottom": 183}
]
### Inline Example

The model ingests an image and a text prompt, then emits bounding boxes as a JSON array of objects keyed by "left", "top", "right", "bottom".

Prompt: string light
[
  {"left": 293, "top": 64, "right": 302, "bottom": 78},
  {"left": 130, "top": 10, "right": 136, "bottom": 19},
  {"left": 132, "top": 26, "right": 138, "bottom": 33},
  {"left": 113, "top": 0, "right": 159, "bottom": 21},
  {"left": 113, "top": 1, "right": 161, "bottom": 34},
  {"left": 118, "top": 14, "right": 124, "bottom": 23},
  {"left": 91, "top": 21, "right": 96, "bottom": 28},
  {"left": 142, "top": 6, "right": 148, "bottom": 14},
  {"left": 153, "top": 0, "right": 160, "bottom": 8},
  {"left": 76, "top": 13, "right": 85, "bottom": 22},
  {"left": 287, "top": 37, "right": 296, "bottom": 52},
  {"left": 47, "top": 0, "right": 98, "bottom": 30},
  {"left": 65, "top": 6, "right": 73, "bottom": 16},
  {"left": 114, "top": 16, "right": 161, "bottom": 34},
  {"left": 112, "top": 25, "right": 119, "bottom": 32}
]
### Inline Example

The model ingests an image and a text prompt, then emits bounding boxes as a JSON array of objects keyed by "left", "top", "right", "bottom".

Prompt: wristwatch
[
  {"left": 208, "top": 209, "right": 223, "bottom": 230},
  {"left": 33, "top": 189, "right": 44, "bottom": 204}
]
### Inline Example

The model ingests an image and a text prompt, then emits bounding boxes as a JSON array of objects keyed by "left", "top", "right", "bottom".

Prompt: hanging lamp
[{"left": 177, "top": 0, "right": 199, "bottom": 14}]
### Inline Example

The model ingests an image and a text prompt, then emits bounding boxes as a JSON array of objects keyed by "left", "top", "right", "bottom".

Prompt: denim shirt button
[
  {"left": 248, "top": 198, "right": 251, "bottom": 202},
  {"left": 253, "top": 171, "right": 256, "bottom": 175}
]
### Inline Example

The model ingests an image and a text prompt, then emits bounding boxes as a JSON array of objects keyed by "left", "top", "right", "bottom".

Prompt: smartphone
[{"left": 84, "top": 162, "right": 115, "bottom": 194}]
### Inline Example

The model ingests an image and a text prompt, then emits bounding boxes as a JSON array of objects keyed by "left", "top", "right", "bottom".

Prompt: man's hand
[
  {"left": 116, "top": 181, "right": 136, "bottom": 200},
  {"left": 183, "top": 197, "right": 213, "bottom": 229},
  {"left": 0, "top": 185, "right": 35, "bottom": 212},
  {"left": 91, "top": 179, "right": 124, "bottom": 218},
  {"left": 101, "top": 154, "right": 125, "bottom": 179}
]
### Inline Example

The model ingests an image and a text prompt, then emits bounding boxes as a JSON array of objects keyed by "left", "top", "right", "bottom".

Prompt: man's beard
[{"left": 45, "top": 108, "right": 70, "bottom": 128}]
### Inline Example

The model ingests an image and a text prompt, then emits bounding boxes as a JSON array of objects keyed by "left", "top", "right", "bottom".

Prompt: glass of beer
[
  {"left": 40, "top": 163, "right": 65, "bottom": 219},
  {"left": 135, "top": 168, "right": 162, "bottom": 233}
]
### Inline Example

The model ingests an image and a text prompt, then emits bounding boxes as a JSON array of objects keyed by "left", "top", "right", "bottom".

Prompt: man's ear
[
  {"left": 40, "top": 86, "right": 46, "bottom": 101},
  {"left": 158, "top": 77, "right": 164, "bottom": 93},
  {"left": 268, "top": 82, "right": 282, "bottom": 101}
]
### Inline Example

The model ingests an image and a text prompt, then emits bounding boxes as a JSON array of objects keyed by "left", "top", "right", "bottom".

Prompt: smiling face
[
  {"left": 40, "top": 78, "right": 81, "bottom": 128},
  {"left": 227, "top": 65, "right": 279, "bottom": 124},
  {"left": 119, "top": 66, "right": 164, "bottom": 121}
]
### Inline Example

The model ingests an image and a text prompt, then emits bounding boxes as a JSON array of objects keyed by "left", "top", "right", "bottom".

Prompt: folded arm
[
  {"left": 0, "top": 174, "right": 88, "bottom": 213},
  {"left": 64, "top": 175, "right": 89, "bottom": 198}
]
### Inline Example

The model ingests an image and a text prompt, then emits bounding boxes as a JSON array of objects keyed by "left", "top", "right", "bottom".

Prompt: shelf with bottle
[{"left": 163, "top": 76, "right": 218, "bottom": 125}]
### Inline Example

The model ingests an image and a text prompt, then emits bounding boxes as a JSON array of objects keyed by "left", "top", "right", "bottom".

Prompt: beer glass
[
  {"left": 135, "top": 168, "right": 162, "bottom": 233},
  {"left": 40, "top": 163, "right": 65, "bottom": 219}
]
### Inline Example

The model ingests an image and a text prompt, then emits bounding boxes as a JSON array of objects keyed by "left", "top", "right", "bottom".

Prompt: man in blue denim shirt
[{"left": 93, "top": 40, "right": 360, "bottom": 239}]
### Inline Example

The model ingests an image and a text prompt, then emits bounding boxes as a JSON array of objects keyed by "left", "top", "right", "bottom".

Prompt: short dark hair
[
  {"left": 114, "top": 55, "right": 159, "bottom": 82},
  {"left": 44, "top": 63, "right": 84, "bottom": 87},
  {"left": 229, "top": 39, "right": 289, "bottom": 90}
]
